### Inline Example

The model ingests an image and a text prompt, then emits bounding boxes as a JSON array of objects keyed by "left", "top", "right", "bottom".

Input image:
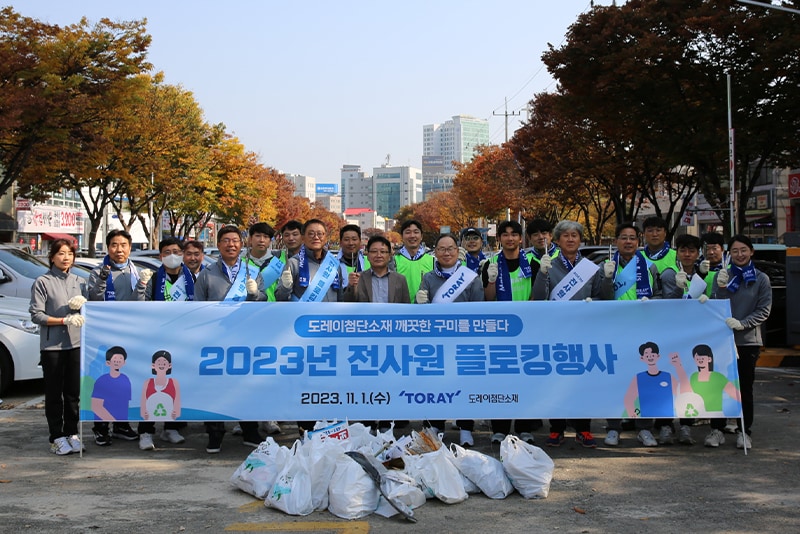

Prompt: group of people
[{"left": 30, "top": 215, "right": 771, "bottom": 456}]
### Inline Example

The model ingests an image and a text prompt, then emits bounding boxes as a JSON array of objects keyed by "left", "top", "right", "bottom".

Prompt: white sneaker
[
  {"left": 736, "top": 432, "right": 752, "bottom": 449},
  {"left": 678, "top": 425, "right": 695, "bottom": 445},
  {"left": 604, "top": 430, "right": 620, "bottom": 446},
  {"left": 51, "top": 436, "right": 72, "bottom": 455},
  {"left": 459, "top": 429, "right": 474, "bottom": 447},
  {"left": 67, "top": 435, "right": 84, "bottom": 453},
  {"left": 724, "top": 419, "right": 738, "bottom": 434},
  {"left": 160, "top": 429, "right": 185, "bottom": 444},
  {"left": 491, "top": 432, "right": 505, "bottom": 444},
  {"left": 263, "top": 421, "right": 281, "bottom": 435},
  {"left": 637, "top": 429, "right": 658, "bottom": 447},
  {"left": 658, "top": 426, "right": 674, "bottom": 445},
  {"left": 231, "top": 424, "right": 243, "bottom": 435},
  {"left": 520, "top": 432, "right": 535, "bottom": 445},
  {"left": 704, "top": 429, "right": 725, "bottom": 447},
  {"left": 139, "top": 433, "right": 155, "bottom": 451}
]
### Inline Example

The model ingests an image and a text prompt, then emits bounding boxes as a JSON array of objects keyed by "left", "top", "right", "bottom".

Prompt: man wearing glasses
[
  {"left": 343, "top": 235, "right": 409, "bottom": 303},
  {"left": 276, "top": 219, "right": 341, "bottom": 303},
  {"left": 195, "top": 225, "right": 266, "bottom": 453},
  {"left": 460, "top": 227, "right": 486, "bottom": 273}
]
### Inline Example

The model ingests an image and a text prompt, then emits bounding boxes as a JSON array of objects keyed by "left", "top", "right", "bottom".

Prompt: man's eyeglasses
[
  {"left": 463, "top": 235, "right": 481, "bottom": 242},
  {"left": 367, "top": 249, "right": 390, "bottom": 255},
  {"left": 306, "top": 232, "right": 326, "bottom": 239},
  {"left": 220, "top": 238, "right": 241, "bottom": 245},
  {"left": 436, "top": 247, "right": 457, "bottom": 254}
]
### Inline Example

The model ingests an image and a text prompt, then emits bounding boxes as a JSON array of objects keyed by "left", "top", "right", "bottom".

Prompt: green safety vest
[
  {"left": 489, "top": 253, "right": 533, "bottom": 301},
  {"left": 246, "top": 257, "right": 277, "bottom": 302},
  {"left": 395, "top": 253, "right": 434, "bottom": 303},
  {"left": 615, "top": 260, "right": 657, "bottom": 301},
  {"left": 645, "top": 248, "right": 677, "bottom": 275}
]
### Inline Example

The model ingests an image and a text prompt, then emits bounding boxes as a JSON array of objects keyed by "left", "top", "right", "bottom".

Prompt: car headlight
[{"left": 0, "top": 317, "right": 40, "bottom": 335}]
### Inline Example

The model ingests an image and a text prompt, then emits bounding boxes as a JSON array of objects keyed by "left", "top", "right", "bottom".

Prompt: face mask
[{"left": 162, "top": 254, "right": 183, "bottom": 270}]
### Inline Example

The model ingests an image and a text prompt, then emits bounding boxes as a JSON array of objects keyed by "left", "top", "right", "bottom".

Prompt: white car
[{"left": 0, "top": 294, "right": 41, "bottom": 395}]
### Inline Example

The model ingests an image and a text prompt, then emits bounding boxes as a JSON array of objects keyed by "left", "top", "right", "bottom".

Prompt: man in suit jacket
[{"left": 343, "top": 235, "right": 409, "bottom": 303}]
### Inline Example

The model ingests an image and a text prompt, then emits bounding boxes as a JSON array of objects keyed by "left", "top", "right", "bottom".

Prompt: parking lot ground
[{"left": 1, "top": 361, "right": 799, "bottom": 533}]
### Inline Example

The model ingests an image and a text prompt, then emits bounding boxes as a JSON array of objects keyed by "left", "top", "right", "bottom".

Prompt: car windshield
[{"left": 0, "top": 247, "right": 49, "bottom": 278}]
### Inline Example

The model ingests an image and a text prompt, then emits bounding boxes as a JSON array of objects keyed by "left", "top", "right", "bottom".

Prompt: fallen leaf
[{"left": 573, "top": 506, "right": 586, "bottom": 514}]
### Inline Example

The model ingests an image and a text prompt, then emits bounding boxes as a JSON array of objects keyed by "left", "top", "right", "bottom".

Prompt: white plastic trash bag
[
  {"left": 374, "top": 470, "right": 427, "bottom": 518},
  {"left": 449, "top": 443, "right": 514, "bottom": 499},
  {"left": 500, "top": 435, "right": 554, "bottom": 499},
  {"left": 265, "top": 441, "right": 314, "bottom": 515},
  {"left": 307, "top": 434, "right": 345, "bottom": 511},
  {"left": 328, "top": 451, "right": 379, "bottom": 519},
  {"left": 409, "top": 447, "right": 468, "bottom": 504},
  {"left": 230, "top": 437, "right": 289, "bottom": 499}
]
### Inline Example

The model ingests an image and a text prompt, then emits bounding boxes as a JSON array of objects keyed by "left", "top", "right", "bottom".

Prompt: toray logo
[{"left": 442, "top": 272, "right": 466, "bottom": 298}]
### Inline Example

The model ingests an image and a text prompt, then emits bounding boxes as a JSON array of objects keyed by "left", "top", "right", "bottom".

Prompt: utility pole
[{"left": 493, "top": 97, "right": 521, "bottom": 142}]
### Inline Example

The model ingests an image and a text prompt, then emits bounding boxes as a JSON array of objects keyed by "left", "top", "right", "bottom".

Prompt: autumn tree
[
  {"left": 540, "top": 0, "right": 800, "bottom": 236},
  {"left": 4, "top": 9, "right": 151, "bottom": 203}
]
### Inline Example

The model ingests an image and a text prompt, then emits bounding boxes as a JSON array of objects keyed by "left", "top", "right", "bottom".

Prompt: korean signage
[{"left": 17, "top": 205, "right": 84, "bottom": 233}]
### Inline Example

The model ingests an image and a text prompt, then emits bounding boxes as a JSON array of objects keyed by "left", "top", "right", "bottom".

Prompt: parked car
[
  {"left": 0, "top": 245, "right": 53, "bottom": 298},
  {"left": 0, "top": 294, "right": 41, "bottom": 395}
]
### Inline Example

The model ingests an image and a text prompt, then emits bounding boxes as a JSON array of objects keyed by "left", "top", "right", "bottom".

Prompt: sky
[{"left": 16, "top": 1, "right": 605, "bottom": 186}]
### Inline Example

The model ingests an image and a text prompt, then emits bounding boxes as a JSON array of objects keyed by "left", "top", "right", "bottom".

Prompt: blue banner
[{"left": 79, "top": 300, "right": 741, "bottom": 422}]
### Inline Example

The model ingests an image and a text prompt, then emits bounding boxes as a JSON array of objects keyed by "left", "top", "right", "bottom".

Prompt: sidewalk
[{"left": 1, "top": 366, "right": 799, "bottom": 533}]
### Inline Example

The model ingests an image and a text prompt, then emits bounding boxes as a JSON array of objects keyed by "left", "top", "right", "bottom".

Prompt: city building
[
  {"left": 283, "top": 173, "right": 316, "bottom": 203},
  {"left": 341, "top": 164, "right": 373, "bottom": 211},
  {"left": 344, "top": 208, "right": 384, "bottom": 231},
  {"left": 422, "top": 115, "right": 489, "bottom": 199},
  {"left": 372, "top": 165, "right": 422, "bottom": 220}
]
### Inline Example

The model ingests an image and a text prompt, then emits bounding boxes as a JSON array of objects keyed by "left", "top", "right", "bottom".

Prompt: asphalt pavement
[{"left": 1, "top": 362, "right": 799, "bottom": 533}]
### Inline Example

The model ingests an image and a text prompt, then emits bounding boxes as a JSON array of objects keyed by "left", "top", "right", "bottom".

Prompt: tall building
[
  {"left": 341, "top": 164, "right": 373, "bottom": 211},
  {"left": 283, "top": 173, "right": 316, "bottom": 203},
  {"left": 422, "top": 115, "right": 490, "bottom": 199},
  {"left": 372, "top": 165, "right": 422, "bottom": 219}
]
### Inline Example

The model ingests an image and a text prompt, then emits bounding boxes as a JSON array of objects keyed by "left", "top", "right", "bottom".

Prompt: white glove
[
  {"left": 540, "top": 254, "right": 552, "bottom": 274},
  {"left": 584, "top": 297, "right": 592, "bottom": 302},
  {"left": 640, "top": 296, "right": 649, "bottom": 302},
  {"left": 717, "top": 269, "right": 729, "bottom": 287},
  {"left": 139, "top": 269, "right": 154, "bottom": 285},
  {"left": 458, "top": 247, "right": 467, "bottom": 263},
  {"left": 698, "top": 260, "right": 710, "bottom": 275},
  {"left": 487, "top": 263, "right": 498, "bottom": 283},
  {"left": 697, "top": 294, "right": 709, "bottom": 303},
  {"left": 675, "top": 270, "right": 688, "bottom": 289},
  {"left": 725, "top": 317, "right": 744, "bottom": 331},
  {"left": 280, "top": 270, "right": 293, "bottom": 289},
  {"left": 63, "top": 314, "right": 85, "bottom": 327},
  {"left": 68, "top": 295, "right": 87, "bottom": 310},
  {"left": 603, "top": 260, "right": 616, "bottom": 278},
  {"left": 246, "top": 278, "right": 258, "bottom": 295},
  {"left": 479, "top": 258, "right": 488, "bottom": 271},
  {"left": 415, "top": 289, "right": 429, "bottom": 304}
]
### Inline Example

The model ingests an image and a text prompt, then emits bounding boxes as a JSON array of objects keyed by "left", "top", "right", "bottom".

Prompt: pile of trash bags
[{"left": 230, "top": 421, "right": 555, "bottom": 521}]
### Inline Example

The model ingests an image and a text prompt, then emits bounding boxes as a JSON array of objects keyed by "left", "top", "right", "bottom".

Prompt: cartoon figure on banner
[
  {"left": 141, "top": 350, "right": 181, "bottom": 421},
  {"left": 623, "top": 341, "right": 689, "bottom": 418},
  {"left": 91, "top": 346, "right": 132, "bottom": 421},
  {"left": 674, "top": 344, "right": 741, "bottom": 418}
]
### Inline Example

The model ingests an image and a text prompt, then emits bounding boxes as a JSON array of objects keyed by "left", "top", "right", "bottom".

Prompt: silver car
[{"left": 0, "top": 294, "right": 41, "bottom": 395}]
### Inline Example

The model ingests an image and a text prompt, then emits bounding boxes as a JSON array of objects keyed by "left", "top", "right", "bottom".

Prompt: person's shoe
[
  {"left": 231, "top": 424, "right": 243, "bottom": 435},
  {"left": 736, "top": 432, "right": 752, "bottom": 449},
  {"left": 704, "top": 429, "right": 725, "bottom": 447},
  {"left": 242, "top": 433, "right": 263, "bottom": 448},
  {"left": 111, "top": 424, "right": 138, "bottom": 441},
  {"left": 637, "top": 429, "right": 658, "bottom": 447},
  {"left": 139, "top": 433, "right": 155, "bottom": 451},
  {"left": 51, "top": 436, "right": 72, "bottom": 456},
  {"left": 206, "top": 432, "right": 224, "bottom": 454},
  {"left": 546, "top": 432, "right": 565, "bottom": 447},
  {"left": 160, "top": 429, "right": 185, "bottom": 444},
  {"left": 724, "top": 419, "right": 738, "bottom": 434},
  {"left": 678, "top": 425, "right": 695, "bottom": 445},
  {"left": 93, "top": 429, "right": 111, "bottom": 446},
  {"left": 576, "top": 431, "right": 597, "bottom": 448},
  {"left": 520, "top": 432, "right": 535, "bottom": 445},
  {"left": 263, "top": 421, "right": 281, "bottom": 435},
  {"left": 658, "top": 426, "right": 674, "bottom": 445},
  {"left": 491, "top": 432, "right": 505, "bottom": 444},
  {"left": 604, "top": 430, "right": 619, "bottom": 446},
  {"left": 459, "top": 429, "right": 474, "bottom": 447},
  {"left": 67, "top": 435, "right": 84, "bottom": 453}
]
